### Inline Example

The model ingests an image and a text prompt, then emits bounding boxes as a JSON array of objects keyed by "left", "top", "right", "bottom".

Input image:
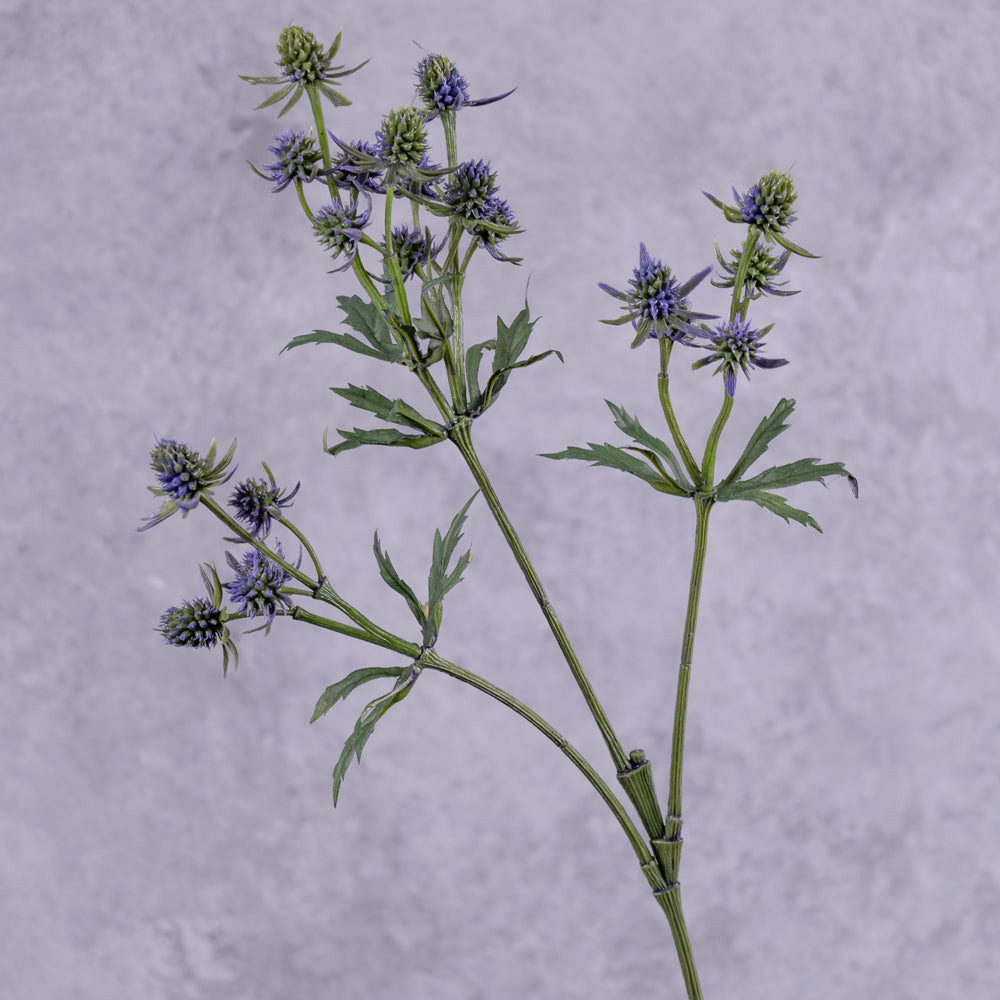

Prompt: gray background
[{"left": 3, "top": 0, "right": 998, "bottom": 997}]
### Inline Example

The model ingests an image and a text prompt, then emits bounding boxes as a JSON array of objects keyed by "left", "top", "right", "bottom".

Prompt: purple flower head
[
  {"left": 691, "top": 316, "right": 788, "bottom": 397},
  {"left": 329, "top": 138, "right": 386, "bottom": 194},
  {"left": 712, "top": 238, "right": 798, "bottom": 299},
  {"left": 158, "top": 564, "right": 238, "bottom": 674},
  {"left": 224, "top": 543, "right": 296, "bottom": 632},
  {"left": 139, "top": 437, "right": 237, "bottom": 531},
  {"left": 229, "top": 462, "right": 300, "bottom": 539},
  {"left": 732, "top": 170, "right": 797, "bottom": 233},
  {"left": 444, "top": 159, "right": 497, "bottom": 220},
  {"left": 312, "top": 198, "right": 372, "bottom": 272},
  {"left": 260, "top": 129, "right": 328, "bottom": 192},
  {"left": 384, "top": 225, "right": 442, "bottom": 281},
  {"left": 375, "top": 106, "right": 429, "bottom": 168},
  {"left": 414, "top": 52, "right": 515, "bottom": 120},
  {"left": 599, "top": 244, "right": 715, "bottom": 348}
]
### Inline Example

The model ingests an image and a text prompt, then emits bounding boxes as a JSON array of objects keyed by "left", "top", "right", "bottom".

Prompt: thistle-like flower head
[
  {"left": 599, "top": 244, "right": 715, "bottom": 348},
  {"left": 376, "top": 106, "right": 430, "bottom": 169},
  {"left": 414, "top": 52, "right": 515, "bottom": 120},
  {"left": 224, "top": 543, "right": 296, "bottom": 633},
  {"left": 712, "top": 239, "right": 798, "bottom": 299},
  {"left": 139, "top": 437, "right": 237, "bottom": 531},
  {"left": 229, "top": 462, "right": 300, "bottom": 539},
  {"left": 330, "top": 139, "right": 386, "bottom": 195},
  {"left": 691, "top": 316, "right": 788, "bottom": 397},
  {"left": 312, "top": 198, "right": 372, "bottom": 272},
  {"left": 328, "top": 122, "right": 449, "bottom": 191},
  {"left": 440, "top": 160, "right": 522, "bottom": 262},
  {"left": 703, "top": 170, "right": 816, "bottom": 258},
  {"left": 255, "top": 129, "right": 328, "bottom": 193},
  {"left": 159, "top": 564, "right": 238, "bottom": 675},
  {"left": 384, "top": 225, "right": 442, "bottom": 281},
  {"left": 239, "top": 25, "right": 369, "bottom": 117}
]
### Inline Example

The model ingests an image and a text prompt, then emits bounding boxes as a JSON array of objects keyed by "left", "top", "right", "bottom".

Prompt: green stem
[
  {"left": 306, "top": 86, "right": 341, "bottom": 204},
  {"left": 279, "top": 515, "right": 325, "bottom": 582},
  {"left": 664, "top": 496, "right": 713, "bottom": 847},
  {"left": 449, "top": 422, "right": 629, "bottom": 773},
  {"left": 422, "top": 650, "right": 649, "bottom": 863},
  {"left": 700, "top": 391, "right": 735, "bottom": 488},
  {"left": 658, "top": 338, "right": 702, "bottom": 486},
  {"left": 655, "top": 887, "right": 704, "bottom": 1000},
  {"left": 294, "top": 179, "right": 313, "bottom": 220},
  {"left": 292, "top": 606, "right": 417, "bottom": 655}
]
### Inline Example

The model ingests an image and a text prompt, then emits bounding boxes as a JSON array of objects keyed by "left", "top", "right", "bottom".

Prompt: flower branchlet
[
  {"left": 312, "top": 199, "right": 373, "bottom": 271},
  {"left": 250, "top": 129, "right": 330, "bottom": 193},
  {"left": 712, "top": 239, "right": 798, "bottom": 299},
  {"left": 224, "top": 543, "right": 298, "bottom": 633},
  {"left": 139, "top": 437, "right": 237, "bottom": 531}
]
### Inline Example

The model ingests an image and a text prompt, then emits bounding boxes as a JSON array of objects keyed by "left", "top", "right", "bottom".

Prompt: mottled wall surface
[{"left": 3, "top": 0, "right": 999, "bottom": 997}]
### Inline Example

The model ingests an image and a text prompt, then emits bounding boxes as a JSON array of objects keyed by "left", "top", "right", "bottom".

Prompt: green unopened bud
[
  {"left": 376, "top": 107, "right": 429, "bottom": 168},
  {"left": 277, "top": 25, "right": 328, "bottom": 85}
]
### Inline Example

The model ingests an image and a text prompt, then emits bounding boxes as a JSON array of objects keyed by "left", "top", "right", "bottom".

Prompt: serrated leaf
[
  {"left": 605, "top": 401, "right": 694, "bottom": 492},
  {"left": 310, "top": 666, "right": 405, "bottom": 723},
  {"left": 373, "top": 533, "right": 427, "bottom": 629},
  {"left": 331, "top": 670, "right": 415, "bottom": 805},
  {"left": 494, "top": 305, "right": 535, "bottom": 373},
  {"left": 427, "top": 493, "right": 478, "bottom": 615},
  {"left": 330, "top": 385, "right": 446, "bottom": 437},
  {"left": 465, "top": 339, "right": 496, "bottom": 410},
  {"left": 479, "top": 349, "right": 563, "bottom": 411},
  {"left": 719, "top": 398, "right": 797, "bottom": 489},
  {"left": 281, "top": 328, "right": 402, "bottom": 363},
  {"left": 540, "top": 442, "right": 682, "bottom": 494},
  {"left": 336, "top": 295, "right": 403, "bottom": 358},
  {"left": 324, "top": 426, "right": 446, "bottom": 456},
  {"left": 739, "top": 490, "right": 823, "bottom": 532},
  {"left": 718, "top": 458, "right": 858, "bottom": 500}
]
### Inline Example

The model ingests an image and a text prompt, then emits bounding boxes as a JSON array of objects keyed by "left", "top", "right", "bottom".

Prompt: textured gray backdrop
[{"left": 3, "top": 0, "right": 999, "bottom": 997}]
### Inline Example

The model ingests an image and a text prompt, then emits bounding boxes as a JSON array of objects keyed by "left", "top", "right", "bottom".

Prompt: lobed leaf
[
  {"left": 718, "top": 458, "right": 858, "bottom": 500},
  {"left": 605, "top": 401, "right": 694, "bottom": 492},
  {"left": 427, "top": 493, "right": 478, "bottom": 617},
  {"left": 373, "top": 534, "right": 427, "bottom": 630},
  {"left": 737, "top": 490, "right": 823, "bottom": 532},
  {"left": 540, "top": 442, "right": 687, "bottom": 495},
  {"left": 324, "top": 426, "right": 446, "bottom": 456},
  {"left": 310, "top": 666, "right": 405, "bottom": 723},
  {"left": 281, "top": 328, "right": 402, "bottom": 363},
  {"left": 719, "top": 397, "right": 796, "bottom": 489}
]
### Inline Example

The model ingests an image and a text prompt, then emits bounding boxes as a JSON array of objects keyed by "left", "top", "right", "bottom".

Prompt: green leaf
[
  {"left": 494, "top": 304, "right": 535, "bottom": 373},
  {"left": 479, "top": 349, "right": 563, "bottom": 411},
  {"left": 719, "top": 397, "right": 796, "bottom": 489},
  {"left": 238, "top": 74, "right": 286, "bottom": 85},
  {"left": 331, "top": 670, "right": 416, "bottom": 805},
  {"left": 277, "top": 85, "right": 306, "bottom": 118},
  {"left": 281, "top": 328, "right": 402, "bottom": 363},
  {"left": 330, "top": 385, "right": 447, "bottom": 438},
  {"left": 427, "top": 494, "right": 478, "bottom": 628},
  {"left": 718, "top": 458, "right": 858, "bottom": 500},
  {"left": 605, "top": 401, "right": 694, "bottom": 492},
  {"left": 324, "top": 426, "right": 446, "bottom": 456},
  {"left": 373, "top": 533, "right": 427, "bottom": 629},
  {"left": 465, "top": 339, "right": 496, "bottom": 410},
  {"left": 310, "top": 666, "right": 405, "bottom": 723},
  {"left": 540, "top": 443, "right": 686, "bottom": 495},
  {"left": 336, "top": 295, "right": 404, "bottom": 360},
  {"left": 739, "top": 490, "right": 823, "bottom": 532}
]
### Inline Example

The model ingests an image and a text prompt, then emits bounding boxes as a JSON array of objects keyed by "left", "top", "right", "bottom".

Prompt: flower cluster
[
  {"left": 312, "top": 200, "right": 372, "bottom": 271},
  {"left": 712, "top": 239, "right": 797, "bottom": 299},
  {"left": 599, "top": 244, "right": 714, "bottom": 348},
  {"left": 229, "top": 463, "right": 300, "bottom": 538},
  {"left": 139, "top": 438, "right": 237, "bottom": 531},
  {"left": 691, "top": 316, "right": 787, "bottom": 397},
  {"left": 414, "top": 52, "right": 514, "bottom": 119},
  {"left": 257, "top": 129, "right": 328, "bottom": 193},
  {"left": 441, "top": 160, "right": 521, "bottom": 261},
  {"left": 224, "top": 544, "right": 296, "bottom": 632},
  {"left": 159, "top": 565, "right": 239, "bottom": 674},
  {"left": 329, "top": 139, "right": 386, "bottom": 195},
  {"left": 385, "top": 225, "right": 441, "bottom": 281}
]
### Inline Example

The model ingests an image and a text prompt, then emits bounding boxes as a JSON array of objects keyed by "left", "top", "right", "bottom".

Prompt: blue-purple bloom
[
  {"left": 329, "top": 138, "right": 386, "bottom": 194},
  {"left": 414, "top": 52, "right": 515, "bottom": 119},
  {"left": 258, "top": 129, "right": 328, "bottom": 192},
  {"left": 139, "top": 438, "right": 237, "bottom": 531},
  {"left": 439, "top": 160, "right": 521, "bottom": 260},
  {"left": 712, "top": 238, "right": 798, "bottom": 299},
  {"left": 691, "top": 316, "right": 788, "bottom": 397},
  {"left": 224, "top": 544, "right": 295, "bottom": 632},
  {"left": 159, "top": 564, "right": 238, "bottom": 674},
  {"left": 383, "top": 225, "right": 442, "bottom": 280},
  {"left": 229, "top": 463, "right": 300, "bottom": 538},
  {"left": 312, "top": 199, "right": 372, "bottom": 271},
  {"left": 599, "top": 244, "right": 715, "bottom": 348}
]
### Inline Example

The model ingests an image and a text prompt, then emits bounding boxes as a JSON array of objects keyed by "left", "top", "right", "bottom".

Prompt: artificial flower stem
[
  {"left": 730, "top": 228, "right": 759, "bottom": 322},
  {"left": 658, "top": 338, "right": 703, "bottom": 486},
  {"left": 449, "top": 422, "right": 629, "bottom": 773},
  {"left": 305, "top": 86, "right": 342, "bottom": 204},
  {"left": 200, "top": 494, "right": 317, "bottom": 590},
  {"left": 700, "top": 391, "right": 735, "bottom": 488},
  {"left": 655, "top": 887, "right": 705, "bottom": 1000},
  {"left": 421, "top": 649, "right": 648, "bottom": 862},
  {"left": 664, "top": 495, "right": 713, "bottom": 847},
  {"left": 278, "top": 515, "right": 325, "bottom": 582},
  {"left": 294, "top": 179, "right": 313, "bottom": 220},
  {"left": 383, "top": 184, "right": 413, "bottom": 327},
  {"left": 292, "top": 607, "right": 416, "bottom": 654}
]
